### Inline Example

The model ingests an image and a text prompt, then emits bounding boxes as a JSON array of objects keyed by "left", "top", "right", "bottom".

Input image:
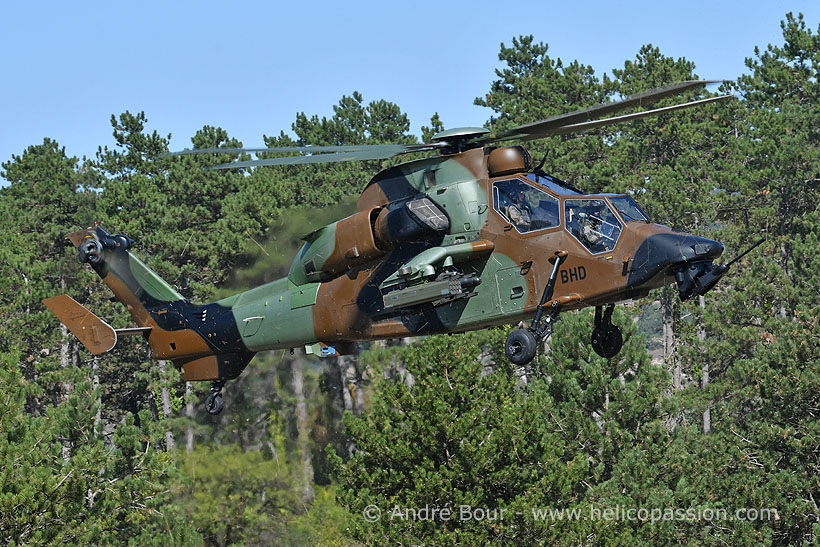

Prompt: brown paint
[
  {"left": 455, "top": 147, "right": 489, "bottom": 179},
  {"left": 102, "top": 270, "right": 213, "bottom": 360},
  {"left": 66, "top": 228, "right": 91, "bottom": 247},
  {"left": 488, "top": 146, "right": 529, "bottom": 177},
  {"left": 322, "top": 207, "right": 386, "bottom": 276},
  {"left": 175, "top": 355, "right": 220, "bottom": 381},
  {"left": 43, "top": 294, "right": 117, "bottom": 354},
  {"left": 357, "top": 182, "right": 389, "bottom": 211},
  {"left": 476, "top": 173, "right": 681, "bottom": 313}
]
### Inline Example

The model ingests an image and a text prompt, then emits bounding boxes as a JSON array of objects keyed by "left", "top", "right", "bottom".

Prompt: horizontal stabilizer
[{"left": 43, "top": 295, "right": 151, "bottom": 355}]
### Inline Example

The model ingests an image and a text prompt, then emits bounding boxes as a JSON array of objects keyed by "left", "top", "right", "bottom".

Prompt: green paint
[
  {"left": 434, "top": 253, "right": 526, "bottom": 329},
  {"left": 430, "top": 127, "right": 489, "bottom": 140},
  {"left": 288, "top": 224, "right": 337, "bottom": 285},
  {"left": 290, "top": 283, "right": 320, "bottom": 309},
  {"left": 127, "top": 253, "right": 184, "bottom": 303},
  {"left": 228, "top": 278, "right": 317, "bottom": 351},
  {"left": 381, "top": 241, "right": 493, "bottom": 289},
  {"left": 428, "top": 180, "right": 488, "bottom": 243}
]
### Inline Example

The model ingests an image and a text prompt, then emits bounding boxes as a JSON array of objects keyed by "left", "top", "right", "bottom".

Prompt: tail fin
[
  {"left": 67, "top": 226, "right": 184, "bottom": 326},
  {"left": 42, "top": 294, "right": 151, "bottom": 354}
]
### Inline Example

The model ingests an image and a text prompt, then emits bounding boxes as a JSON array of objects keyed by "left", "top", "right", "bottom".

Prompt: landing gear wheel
[
  {"left": 591, "top": 324, "right": 623, "bottom": 358},
  {"left": 205, "top": 391, "right": 224, "bottom": 415},
  {"left": 505, "top": 329, "right": 538, "bottom": 365}
]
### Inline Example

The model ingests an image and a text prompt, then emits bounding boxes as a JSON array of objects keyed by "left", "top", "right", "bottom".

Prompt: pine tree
[
  {"left": 331, "top": 312, "right": 670, "bottom": 544},
  {"left": 0, "top": 350, "right": 200, "bottom": 545},
  {"left": 0, "top": 138, "right": 97, "bottom": 410},
  {"left": 474, "top": 35, "right": 610, "bottom": 188}
]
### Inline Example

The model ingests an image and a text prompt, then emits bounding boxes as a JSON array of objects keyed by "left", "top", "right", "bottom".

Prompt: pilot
[
  {"left": 506, "top": 189, "right": 532, "bottom": 230},
  {"left": 579, "top": 202, "right": 606, "bottom": 248},
  {"left": 566, "top": 203, "right": 583, "bottom": 238}
]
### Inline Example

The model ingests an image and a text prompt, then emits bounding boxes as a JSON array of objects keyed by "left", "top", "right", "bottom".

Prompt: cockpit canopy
[
  {"left": 608, "top": 196, "right": 650, "bottom": 223},
  {"left": 493, "top": 179, "right": 560, "bottom": 233},
  {"left": 491, "top": 173, "right": 652, "bottom": 254}
]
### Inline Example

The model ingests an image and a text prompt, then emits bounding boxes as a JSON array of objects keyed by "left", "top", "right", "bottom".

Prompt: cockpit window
[
  {"left": 564, "top": 198, "right": 623, "bottom": 253},
  {"left": 493, "top": 179, "right": 560, "bottom": 233},
  {"left": 609, "top": 196, "right": 650, "bottom": 222}
]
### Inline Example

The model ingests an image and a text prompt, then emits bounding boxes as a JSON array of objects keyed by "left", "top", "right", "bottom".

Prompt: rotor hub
[{"left": 431, "top": 127, "right": 490, "bottom": 154}]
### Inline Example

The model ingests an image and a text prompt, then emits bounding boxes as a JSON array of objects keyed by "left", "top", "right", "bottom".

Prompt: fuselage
[{"left": 224, "top": 146, "right": 723, "bottom": 355}]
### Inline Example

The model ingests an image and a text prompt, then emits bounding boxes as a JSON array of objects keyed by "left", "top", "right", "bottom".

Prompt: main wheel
[
  {"left": 205, "top": 392, "right": 224, "bottom": 415},
  {"left": 505, "top": 329, "right": 538, "bottom": 365},
  {"left": 591, "top": 324, "right": 623, "bottom": 358}
]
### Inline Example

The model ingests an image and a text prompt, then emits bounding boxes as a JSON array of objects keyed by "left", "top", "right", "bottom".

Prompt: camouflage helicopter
[{"left": 44, "top": 80, "right": 760, "bottom": 415}]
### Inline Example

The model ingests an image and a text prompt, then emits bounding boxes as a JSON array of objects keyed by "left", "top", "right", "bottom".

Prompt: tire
[
  {"left": 591, "top": 324, "right": 623, "bottom": 358},
  {"left": 206, "top": 392, "right": 224, "bottom": 415},
  {"left": 505, "top": 329, "right": 538, "bottom": 365}
]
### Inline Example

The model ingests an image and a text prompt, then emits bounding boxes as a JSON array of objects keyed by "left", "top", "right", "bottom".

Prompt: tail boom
[{"left": 51, "top": 226, "right": 256, "bottom": 382}]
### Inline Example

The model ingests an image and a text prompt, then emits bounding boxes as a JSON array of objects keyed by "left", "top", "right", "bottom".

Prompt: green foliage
[
  {"left": 0, "top": 139, "right": 101, "bottom": 414},
  {"left": 0, "top": 350, "right": 200, "bottom": 545},
  {"left": 421, "top": 112, "right": 445, "bottom": 143},
  {"left": 475, "top": 35, "right": 611, "bottom": 188},
  {"left": 333, "top": 317, "right": 675, "bottom": 544},
  {"left": 180, "top": 407, "right": 352, "bottom": 546},
  {"left": 261, "top": 92, "right": 417, "bottom": 208},
  {"left": 181, "top": 444, "right": 300, "bottom": 545}
]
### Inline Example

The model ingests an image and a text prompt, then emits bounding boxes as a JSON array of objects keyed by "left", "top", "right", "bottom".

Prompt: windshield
[
  {"left": 564, "top": 198, "right": 623, "bottom": 254},
  {"left": 609, "top": 196, "right": 650, "bottom": 222}
]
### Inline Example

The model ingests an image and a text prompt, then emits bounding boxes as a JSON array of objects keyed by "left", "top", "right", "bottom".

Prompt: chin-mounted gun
[{"left": 675, "top": 238, "right": 765, "bottom": 300}]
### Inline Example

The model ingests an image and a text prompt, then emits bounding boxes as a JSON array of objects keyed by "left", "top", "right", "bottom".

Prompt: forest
[{"left": 1, "top": 12, "right": 819, "bottom": 546}]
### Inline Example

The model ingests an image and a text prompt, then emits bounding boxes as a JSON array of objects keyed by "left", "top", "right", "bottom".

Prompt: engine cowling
[{"left": 290, "top": 197, "right": 450, "bottom": 283}]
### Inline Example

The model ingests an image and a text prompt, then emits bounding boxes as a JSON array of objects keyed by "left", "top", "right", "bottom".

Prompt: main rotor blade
[
  {"left": 209, "top": 144, "right": 442, "bottom": 169},
  {"left": 529, "top": 95, "right": 733, "bottom": 139},
  {"left": 161, "top": 144, "right": 398, "bottom": 157},
  {"left": 490, "top": 79, "right": 722, "bottom": 142}
]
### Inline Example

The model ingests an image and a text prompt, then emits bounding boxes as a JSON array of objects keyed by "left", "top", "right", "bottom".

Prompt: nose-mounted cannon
[
  {"left": 674, "top": 238, "right": 765, "bottom": 300},
  {"left": 626, "top": 232, "right": 765, "bottom": 301},
  {"left": 674, "top": 261, "right": 730, "bottom": 301}
]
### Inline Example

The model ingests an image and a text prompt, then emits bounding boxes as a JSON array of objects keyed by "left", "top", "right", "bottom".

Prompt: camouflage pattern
[{"left": 56, "top": 142, "right": 725, "bottom": 383}]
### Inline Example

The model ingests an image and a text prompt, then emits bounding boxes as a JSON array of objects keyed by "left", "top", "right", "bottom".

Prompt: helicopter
[{"left": 44, "top": 80, "right": 762, "bottom": 415}]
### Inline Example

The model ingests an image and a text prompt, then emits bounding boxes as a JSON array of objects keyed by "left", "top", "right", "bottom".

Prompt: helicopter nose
[{"left": 627, "top": 233, "right": 724, "bottom": 289}]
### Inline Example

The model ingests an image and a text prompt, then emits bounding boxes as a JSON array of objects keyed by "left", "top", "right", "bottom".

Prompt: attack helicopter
[{"left": 44, "top": 80, "right": 758, "bottom": 414}]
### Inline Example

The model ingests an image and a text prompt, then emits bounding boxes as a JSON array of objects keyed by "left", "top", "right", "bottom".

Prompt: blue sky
[{"left": 1, "top": 0, "right": 818, "bottom": 172}]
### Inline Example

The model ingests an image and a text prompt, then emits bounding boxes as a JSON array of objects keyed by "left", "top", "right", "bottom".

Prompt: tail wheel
[
  {"left": 205, "top": 392, "right": 224, "bottom": 415},
  {"left": 505, "top": 329, "right": 538, "bottom": 365}
]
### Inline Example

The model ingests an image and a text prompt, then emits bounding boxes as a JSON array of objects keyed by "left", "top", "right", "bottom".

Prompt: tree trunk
[
  {"left": 59, "top": 278, "right": 71, "bottom": 462},
  {"left": 662, "top": 289, "right": 680, "bottom": 390},
  {"left": 91, "top": 356, "right": 101, "bottom": 435},
  {"left": 59, "top": 272, "right": 72, "bottom": 398},
  {"left": 291, "top": 357, "right": 315, "bottom": 505},
  {"left": 185, "top": 382, "right": 195, "bottom": 453},
  {"left": 322, "top": 356, "right": 345, "bottom": 413},
  {"left": 158, "top": 360, "right": 176, "bottom": 456},
  {"left": 338, "top": 356, "right": 354, "bottom": 414},
  {"left": 698, "top": 295, "right": 711, "bottom": 433},
  {"left": 347, "top": 358, "right": 366, "bottom": 416}
]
